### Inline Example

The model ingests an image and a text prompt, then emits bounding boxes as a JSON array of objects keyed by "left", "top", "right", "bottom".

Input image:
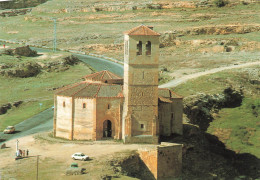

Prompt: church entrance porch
[{"left": 103, "top": 120, "right": 112, "bottom": 138}]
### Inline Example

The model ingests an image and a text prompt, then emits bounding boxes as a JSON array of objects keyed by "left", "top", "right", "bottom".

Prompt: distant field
[{"left": 0, "top": 0, "right": 259, "bottom": 79}]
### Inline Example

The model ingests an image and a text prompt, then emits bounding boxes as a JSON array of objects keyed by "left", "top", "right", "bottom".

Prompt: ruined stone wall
[
  {"left": 157, "top": 143, "right": 182, "bottom": 179},
  {"left": 95, "top": 97, "right": 123, "bottom": 140},
  {"left": 56, "top": 96, "right": 73, "bottom": 139},
  {"left": 73, "top": 98, "right": 95, "bottom": 140},
  {"left": 138, "top": 142, "right": 182, "bottom": 180},
  {"left": 138, "top": 147, "right": 158, "bottom": 179}
]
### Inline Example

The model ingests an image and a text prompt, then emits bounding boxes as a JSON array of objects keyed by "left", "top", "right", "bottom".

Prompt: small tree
[{"left": 214, "top": 0, "right": 229, "bottom": 7}]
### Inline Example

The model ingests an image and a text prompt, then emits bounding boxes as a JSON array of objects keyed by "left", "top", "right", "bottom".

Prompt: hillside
[{"left": 1, "top": 0, "right": 259, "bottom": 80}]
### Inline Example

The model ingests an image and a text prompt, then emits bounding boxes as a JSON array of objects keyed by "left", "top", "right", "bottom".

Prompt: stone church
[{"left": 53, "top": 25, "right": 183, "bottom": 143}]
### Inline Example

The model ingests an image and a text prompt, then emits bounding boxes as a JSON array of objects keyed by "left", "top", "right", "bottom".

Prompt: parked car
[
  {"left": 3, "top": 126, "right": 15, "bottom": 134},
  {"left": 71, "top": 153, "right": 89, "bottom": 161}
]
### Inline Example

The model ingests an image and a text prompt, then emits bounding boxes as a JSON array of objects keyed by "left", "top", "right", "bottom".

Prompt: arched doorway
[{"left": 103, "top": 120, "right": 112, "bottom": 138}]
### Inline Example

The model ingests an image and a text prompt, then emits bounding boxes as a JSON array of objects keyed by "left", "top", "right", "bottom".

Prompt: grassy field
[
  {"left": 208, "top": 97, "right": 260, "bottom": 157},
  {"left": 0, "top": 50, "right": 93, "bottom": 131},
  {"left": 174, "top": 66, "right": 260, "bottom": 158}
]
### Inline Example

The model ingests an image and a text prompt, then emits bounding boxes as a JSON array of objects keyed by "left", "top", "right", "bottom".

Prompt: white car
[
  {"left": 71, "top": 153, "right": 89, "bottom": 161},
  {"left": 3, "top": 126, "right": 15, "bottom": 134}
]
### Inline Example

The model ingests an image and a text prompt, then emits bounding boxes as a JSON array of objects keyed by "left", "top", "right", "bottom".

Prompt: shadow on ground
[{"left": 160, "top": 124, "right": 260, "bottom": 180}]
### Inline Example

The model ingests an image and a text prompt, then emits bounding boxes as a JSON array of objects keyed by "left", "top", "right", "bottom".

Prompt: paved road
[
  {"left": 0, "top": 108, "right": 53, "bottom": 144},
  {"left": 74, "top": 54, "right": 123, "bottom": 76},
  {"left": 159, "top": 61, "right": 260, "bottom": 88},
  {"left": 0, "top": 47, "right": 123, "bottom": 144}
]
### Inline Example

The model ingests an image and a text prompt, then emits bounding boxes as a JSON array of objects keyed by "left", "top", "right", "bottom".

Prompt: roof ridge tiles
[
  {"left": 83, "top": 70, "right": 122, "bottom": 81},
  {"left": 125, "top": 25, "right": 160, "bottom": 36},
  {"left": 55, "top": 81, "right": 83, "bottom": 94},
  {"left": 107, "top": 71, "right": 113, "bottom": 79},
  {"left": 170, "top": 90, "right": 183, "bottom": 99},
  {"left": 101, "top": 71, "right": 106, "bottom": 79},
  {"left": 94, "top": 84, "right": 102, "bottom": 98}
]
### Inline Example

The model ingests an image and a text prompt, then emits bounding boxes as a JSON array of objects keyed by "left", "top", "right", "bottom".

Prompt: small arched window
[
  {"left": 146, "top": 41, "right": 151, "bottom": 55},
  {"left": 137, "top": 41, "right": 142, "bottom": 55},
  {"left": 108, "top": 104, "right": 111, "bottom": 109},
  {"left": 63, "top": 101, "right": 66, "bottom": 107},
  {"left": 83, "top": 103, "right": 86, "bottom": 109}
]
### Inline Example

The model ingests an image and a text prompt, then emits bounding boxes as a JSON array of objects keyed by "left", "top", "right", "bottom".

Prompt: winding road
[
  {"left": 159, "top": 61, "right": 260, "bottom": 88},
  {"left": 0, "top": 45, "right": 259, "bottom": 144}
]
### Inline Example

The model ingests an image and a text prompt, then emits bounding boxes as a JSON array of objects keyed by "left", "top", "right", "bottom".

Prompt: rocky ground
[
  {"left": 183, "top": 87, "right": 243, "bottom": 131},
  {"left": 0, "top": 46, "right": 80, "bottom": 78}
]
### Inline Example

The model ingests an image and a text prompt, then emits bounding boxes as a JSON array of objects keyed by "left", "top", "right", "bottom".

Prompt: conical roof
[
  {"left": 55, "top": 81, "right": 123, "bottom": 98},
  {"left": 124, "top": 25, "right": 160, "bottom": 36}
]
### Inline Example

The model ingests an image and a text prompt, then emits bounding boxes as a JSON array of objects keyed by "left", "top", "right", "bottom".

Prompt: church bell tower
[{"left": 122, "top": 25, "right": 160, "bottom": 143}]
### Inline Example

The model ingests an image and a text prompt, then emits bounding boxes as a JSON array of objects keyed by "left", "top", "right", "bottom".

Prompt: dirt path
[{"left": 159, "top": 61, "right": 260, "bottom": 88}]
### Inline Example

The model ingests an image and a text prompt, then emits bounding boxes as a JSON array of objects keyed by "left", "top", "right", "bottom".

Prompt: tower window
[
  {"left": 142, "top": 71, "right": 145, "bottom": 79},
  {"left": 146, "top": 41, "right": 151, "bottom": 55},
  {"left": 108, "top": 104, "right": 111, "bottom": 109},
  {"left": 141, "top": 124, "right": 144, "bottom": 129},
  {"left": 83, "top": 103, "right": 86, "bottom": 109},
  {"left": 137, "top": 41, "right": 142, "bottom": 55},
  {"left": 63, "top": 101, "right": 66, "bottom": 107}
]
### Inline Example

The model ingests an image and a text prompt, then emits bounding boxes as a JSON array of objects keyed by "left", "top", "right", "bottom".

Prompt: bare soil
[{"left": 0, "top": 134, "right": 152, "bottom": 179}]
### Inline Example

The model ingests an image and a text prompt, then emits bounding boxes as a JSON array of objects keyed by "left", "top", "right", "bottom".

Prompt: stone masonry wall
[
  {"left": 95, "top": 97, "right": 123, "bottom": 140},
  {"left": 73, "top": 98, "right": 95, "bottom": 140},
  {"left": 123, "top": 32, "right": 160, "bottom": 142},
  {"left": 171, "top": 98, "right": 183, "bottom": 135},
  {"left": 56, "top": 96, "right": 73, "bottom": 139},
  {"left": 158, "top": 98, "right": 183, "bottom": 136},
  {"left": 157, "top": 142, "right": 182, "bottom": 179},
  {"left": 138, "top": 142, "right": 182, "bottom": 180},
  {"left": 139, "top": 147, "right": 158, "bottom": 179}
]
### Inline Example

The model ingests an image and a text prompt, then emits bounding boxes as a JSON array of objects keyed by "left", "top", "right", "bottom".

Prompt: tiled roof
[
  {"left": 124, "top": 25, "right": 160, "bottom": 36},
  {"left": 55, "top": 81, "right": 123, "bottom": 98},
  {"left": 158, "top": 88, "right": 183, "bottom": 99},
  {"left": 83, "top": 70, "right": 122, "bottom": 82},
  {"left": 159, "top": 96, "right": 173, "bottom": 103}
]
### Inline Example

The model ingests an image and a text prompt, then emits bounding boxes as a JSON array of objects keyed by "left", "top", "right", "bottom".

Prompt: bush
[
  {"left": 214, "top": 0, "right": 229, "bottom": 7},
  {"left": 132, "top": 6, "right": 137, "bottom": 10},
  {"left": 241, "top": 1, "right": 249, "bottom": 5},
  {"left": 146, "top": 4, "right": 162, "bottom": 9}
]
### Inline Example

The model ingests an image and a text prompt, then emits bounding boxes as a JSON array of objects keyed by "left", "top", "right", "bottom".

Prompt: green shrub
[{"left": 214, "top": 0, "right": 229, "bottom": 7}]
